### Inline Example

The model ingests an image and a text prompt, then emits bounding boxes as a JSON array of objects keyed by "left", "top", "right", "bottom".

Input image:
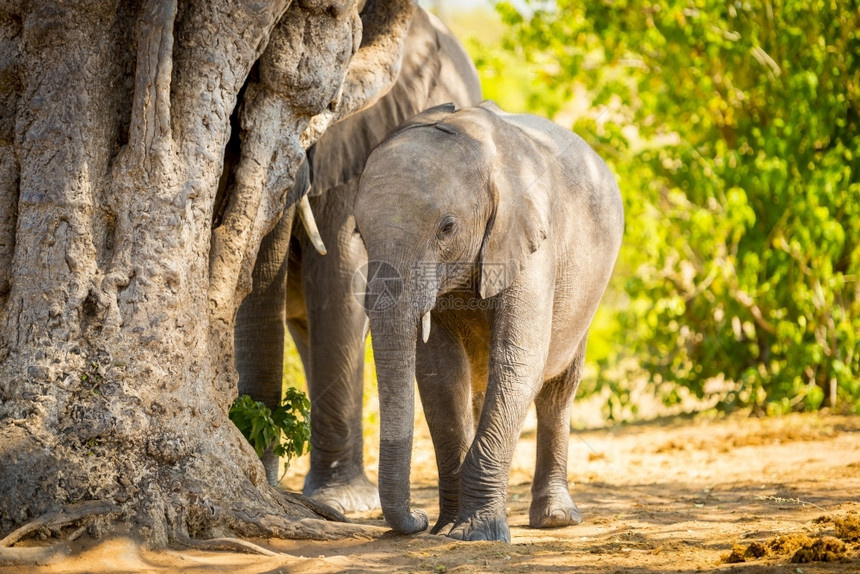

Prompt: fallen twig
[{"left": 757, "top": 495, "right": 827, "bottom": 512}]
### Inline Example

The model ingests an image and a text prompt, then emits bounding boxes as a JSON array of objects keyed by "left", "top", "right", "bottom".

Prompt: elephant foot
[
  {"left": 304, "top": 474, "right": 380, "bottom": 514},
  {"left": 446, "top": 511, "right": 511, "bottom": 542},
  {"left": 529, "top": 492, "right": 582, "bottom": 529},
  {"left": 430, "top": 512, "right": 458, "bottom": 536}
]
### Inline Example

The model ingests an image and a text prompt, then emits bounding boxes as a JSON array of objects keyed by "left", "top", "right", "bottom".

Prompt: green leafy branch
[
  {"left": 229, "top": 388, "right": 311, "bottom": 472},
  {"left": 488, "top": 0, "right": 860, "bottom": 416}
]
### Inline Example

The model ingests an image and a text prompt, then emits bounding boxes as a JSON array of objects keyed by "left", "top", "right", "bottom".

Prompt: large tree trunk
[{"left": 0, "top": 0, "right": 412, "bottom": 551}]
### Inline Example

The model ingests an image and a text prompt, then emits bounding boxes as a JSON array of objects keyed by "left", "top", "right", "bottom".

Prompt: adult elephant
[{"left": 233, "top": 7, "right": 482, "bottom": 513}]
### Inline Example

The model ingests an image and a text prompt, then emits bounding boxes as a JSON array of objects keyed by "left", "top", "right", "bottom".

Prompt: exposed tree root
[
  {"left": 273, "top": 490, "right": 348, "bottom": 523},
  {"left": 172, "top": 487, "right": 388, "bottom": 550},
  {"left": 0, "top": 494, "right": 389, "bottom": 566},
  {"left": 0, "top": 543, "right": 70, "bottom": 567},
  {"left": 265, "top": 517, "right": 389, "bottom": 540},
  {"left": 209, "top": 504, "right": 387, "bottom": 541},
  {"left": 0, "top": 500, "right": 120, "bottom": 548},
  {"left": 0, "top": 500, "right": 119, "bottom": 567},
  {"left": 173, "top": 532, "right": 282, "bottom": 556}
]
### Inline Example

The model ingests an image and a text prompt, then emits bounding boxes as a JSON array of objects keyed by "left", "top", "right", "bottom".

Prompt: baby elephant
[{"left": 354, "top": 101, "right": 623, "bottom": 542}]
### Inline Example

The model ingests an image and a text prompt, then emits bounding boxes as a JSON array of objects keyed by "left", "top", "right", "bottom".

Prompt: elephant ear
[{"left": 478, "top": 120, "right": 551, "bottom": 299}]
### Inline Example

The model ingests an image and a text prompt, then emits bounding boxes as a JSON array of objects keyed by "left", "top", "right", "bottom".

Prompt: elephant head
[{"left": 353, "top": 101, "right": 555, "bottom": 534}]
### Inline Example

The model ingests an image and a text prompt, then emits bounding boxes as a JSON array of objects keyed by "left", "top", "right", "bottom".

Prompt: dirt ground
[{"left": 2, "top": 409, "right": 859, "bottom": 573}]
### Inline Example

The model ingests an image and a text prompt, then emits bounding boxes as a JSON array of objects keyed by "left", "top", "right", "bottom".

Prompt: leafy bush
[
  {"left": 491, "top": 0, "right": 860, "bottom": 414},
  {"left": 229, "top": 388, "right": 311, "bottom": 470}
]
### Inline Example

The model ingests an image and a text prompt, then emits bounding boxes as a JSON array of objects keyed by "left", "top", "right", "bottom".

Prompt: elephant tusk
[
  {"left": 421, "top": 311, "right": 431, "bottom": 343},
  {"left": 363, "top": 317, "right": 370, "bottom": 340},
  {"left": 298, "top": 193, "right": 327, "bottom": 256}
]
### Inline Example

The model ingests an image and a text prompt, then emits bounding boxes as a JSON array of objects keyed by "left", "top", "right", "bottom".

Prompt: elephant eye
[{"left": 437, "top": 215, "right": 456, "bottom": 239}]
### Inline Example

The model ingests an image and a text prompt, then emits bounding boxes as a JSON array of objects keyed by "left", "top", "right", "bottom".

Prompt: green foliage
[
  {"left": 229, "top": 388, "right": 311, "bottom": 471},
  {"left": 491, "top": 0, "right": 860, "bottom": 415},
  {"left": 441, "top": 8, "right": 534, "bottom": 113}
]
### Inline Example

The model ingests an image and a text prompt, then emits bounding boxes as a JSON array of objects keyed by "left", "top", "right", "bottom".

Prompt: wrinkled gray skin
[
  {"left": 233, "top": 8, "right": 481, "bottom": 513},
  {"left": 353, "top": 101, "right": 624, "bottom": 541}
]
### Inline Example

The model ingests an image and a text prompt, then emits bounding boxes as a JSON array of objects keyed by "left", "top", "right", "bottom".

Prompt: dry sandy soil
[{"left": 2, "top": 409, "right": 859, "bottom": 573}]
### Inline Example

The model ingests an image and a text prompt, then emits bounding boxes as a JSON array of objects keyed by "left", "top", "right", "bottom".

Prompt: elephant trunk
[{"left": 368, "top": 296, "right": 430, "bottom": 534}]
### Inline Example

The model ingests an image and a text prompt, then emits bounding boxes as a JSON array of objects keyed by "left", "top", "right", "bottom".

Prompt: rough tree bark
[{"left": 0, "top": 0, "right": 413, "bottom": 553}]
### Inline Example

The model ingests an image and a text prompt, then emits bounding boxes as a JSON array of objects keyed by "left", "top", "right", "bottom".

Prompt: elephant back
[{"left": 308, "top": 7, "right": 482, "bottom": 196}]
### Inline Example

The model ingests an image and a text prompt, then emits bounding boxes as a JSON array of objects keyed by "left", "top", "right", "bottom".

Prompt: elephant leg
[
  {"left": 416, "top": 315, "right": 474, "bottom": 535},
  {"left": 235, "top": 205, "right": 296, "bottom": 486},
  {"left": 285, "top": 239, "right": 310, "bottom": 365},
  {"left": 471, "top": 391, "right": 485, "bottom": 433},
  {"left": 449, "top": 276, "right": 554, "bottom": 542},
  {"left": 529, "top": 336, "right": 586, "bottom": 529},
  {"left": 298, "top": 213, "right": 378, "bottom": 513}
]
